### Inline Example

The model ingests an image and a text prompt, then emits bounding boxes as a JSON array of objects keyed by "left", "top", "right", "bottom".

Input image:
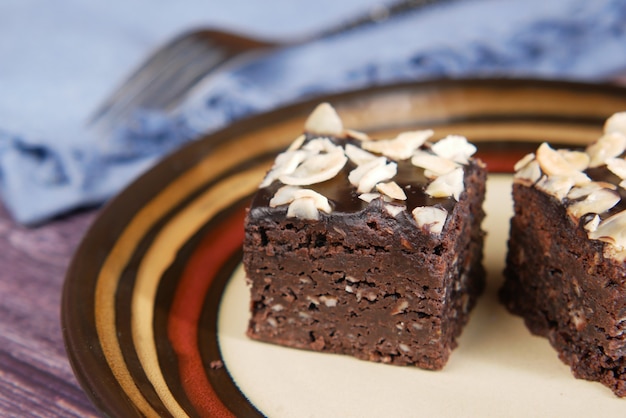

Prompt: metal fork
[{"left": 89, "top": 0, "right": 451, "bottom": 131}]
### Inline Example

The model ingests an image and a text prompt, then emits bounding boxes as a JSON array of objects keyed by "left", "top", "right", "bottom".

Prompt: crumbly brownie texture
[
  {"left": 243, "top": 103, "right": 487, "bottom": 370},
  {"left": 501, "top": 112, "right": 626, "bottom": 397}
]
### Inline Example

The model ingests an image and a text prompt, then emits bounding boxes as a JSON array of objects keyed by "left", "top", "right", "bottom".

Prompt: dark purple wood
[{"left": 0, "top": 203, "right": 99, "bottom": 417}]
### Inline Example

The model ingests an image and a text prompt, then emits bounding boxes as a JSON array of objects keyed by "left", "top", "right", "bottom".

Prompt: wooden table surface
[{"left": 0, "top": 204, "right": 99, "bottom": 417}]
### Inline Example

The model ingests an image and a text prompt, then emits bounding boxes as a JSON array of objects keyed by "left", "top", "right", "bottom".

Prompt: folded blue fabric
[{"left": 1, "top": 0, "right": 626, "bottom": 225}]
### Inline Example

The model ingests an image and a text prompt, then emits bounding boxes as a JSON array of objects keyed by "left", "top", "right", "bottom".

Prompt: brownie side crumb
[{"left": 244, "top": 162, "right": 486, "bottom": 370}]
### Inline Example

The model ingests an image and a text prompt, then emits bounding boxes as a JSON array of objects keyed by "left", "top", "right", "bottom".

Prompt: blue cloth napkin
[{"left": 2, "top": 0, "right": 626, "bottom": 225}]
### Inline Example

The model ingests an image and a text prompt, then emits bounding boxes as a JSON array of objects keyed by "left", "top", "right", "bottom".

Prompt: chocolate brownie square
[
  {"left": 501, "top": 112, "right": 626, "bottom": 396},
  {"left": 243, "top": 103, "right": 486, "bottom": 370}
]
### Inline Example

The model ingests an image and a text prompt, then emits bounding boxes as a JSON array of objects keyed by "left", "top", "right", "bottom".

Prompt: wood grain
[{"left": 0, "top": 204, "right": 99, "bottom": 417}]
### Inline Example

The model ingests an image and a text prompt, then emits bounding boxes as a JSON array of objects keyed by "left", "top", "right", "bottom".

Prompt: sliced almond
[
  {"left": 376, "top": 181, "right": 407, "bottom": 200},
  {"left": 606, "top": 157, "right": 626, "bottom": 179},
  {"left": 425, "top": 167, "right": 464, "bottom": 201},
  {"left": 384, "top": 204, "right": 406, "bottom": 217},
  {"left": 430, "top": 135, "right": 476, "bottom": 164},
  {"left": 412, "top": 206, "right": 448, "bottom": 235},
  {"left": 269, "top": 185, "right": 301, "bottom": 207},
  {"left": 345, "top": 143, "right": 378, "bottom": 166},
  {"left": 536, "top": 142, "right": 590, "bottom": 185},
  {"left": 566, "top": 189, "right": 620, "bottom": 219},
  {"left": 567, "top": 181, "right": 616, "bottom": 200},
  {"left": 287, "top": 134, "right": 306, "bottom": 151},
  {"left": 514, "top": 160, "right": 542, "bottom": 185},
  {"left": 584, "top": 214, "right": 601, "bottom": 232},
  {"left": 513, "top": 153, "right": 536, "bottom": 172},
  {"left": 411, "top": 150, "right": 458, "bottom": 176},
  {"left": 302, "top": 137, "right": 339, "bottom": 153},
  {"left": 279, "top": 148, "right": 347, "bottom": 186},
  {"left": 287, "top": 197, "right": 320, "bottom": 220},
  {"left": 423, "top": 169, "right": 440, "bottom": 179},
  {"left": 536, "top": 175, "right": 575, "bottom": 201},
  {"left": 587, "top": 132, "right": 626, "bottom": 168},
  {"left": 294, "top": 190, "right": 332, "bottom": 213},
  {"left": 270, "top": 186, "right": 332, "bottom": 213},
  {"left": 604, "top": 111, "right": 626, "bottom": 136},
  {"left": 304, "top": 103, "right": 344, "bottom": 136},
  {"left": 295, "top": 189, "right": 333, "bottom": 213},
  {"left": 358, "top": 192, "right": 381, "bottom": 203},
  {"left": 348, "top": 157, "right": 387, "bottom": 187},
  {"left": 356, "top": 161, "right": 397, "bottom": 193},
  {"left": 589, "top": 210, "right": 626, "bottom": 251},
  {"left": 361, "top": 130, "right": 433, "bottom": 160},
  {"left": 348, "top": 157, "right": 397, "bottom": 193},
  {"left": 558, "top": 149, "right": 590, "bottom": 171},
  {"left": 344, "top": 129, "right": 370, "bottom": 141},
  {"left": 259, "top": 150, "right": 308, "bottom": 188}
]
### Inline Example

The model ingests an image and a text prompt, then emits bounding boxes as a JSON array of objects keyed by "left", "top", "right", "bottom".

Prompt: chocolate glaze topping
[{"left": 251, "top": 134, "right": 458, "bottom": 216}]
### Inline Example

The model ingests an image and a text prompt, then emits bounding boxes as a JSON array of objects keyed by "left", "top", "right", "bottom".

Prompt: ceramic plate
[{"left": 62, "top": 79, "right": 626, "bottom": 417}]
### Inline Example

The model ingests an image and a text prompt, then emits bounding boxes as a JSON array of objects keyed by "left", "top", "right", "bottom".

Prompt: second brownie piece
[{"left": 501, "top": 112, "right": 626, "bottom": 396}]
